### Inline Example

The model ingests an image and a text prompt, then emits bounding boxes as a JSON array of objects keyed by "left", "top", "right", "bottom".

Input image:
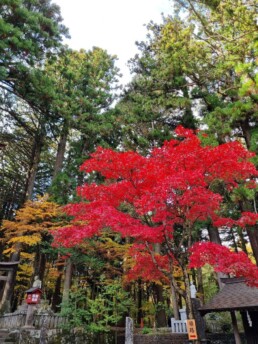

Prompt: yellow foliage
[
  {"left": 1, "top": 194, "right": 67, "bottom": 255},
  {"left": 2, "top": 247, "right": 14, "bottom": 255},
  {"left": 45, "top": 267, "right": 62, "bottom": 291},
  {"left": 15, "top": 263, "right": 33, "bottom": 291},
  {"left": 20, "top": 252, "right": 34, "bottom": 260},
  {"left": 8, "top": 234, "right": 41, "bottom": 246},
  {"left": 18, "top": 263, "right": 33, "bottom": 274},
  {"left": 173, "top": 266, "right": 183, "bottom": 278}
]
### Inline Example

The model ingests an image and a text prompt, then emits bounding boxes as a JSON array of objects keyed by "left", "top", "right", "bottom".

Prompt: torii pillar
[{"left": 0, "top": 261, "right": 20, "bottom": 313}]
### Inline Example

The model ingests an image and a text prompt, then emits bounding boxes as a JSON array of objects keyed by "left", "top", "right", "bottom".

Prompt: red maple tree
[{"left": 53, "top": 126, "right": 258, "bottom": 318}]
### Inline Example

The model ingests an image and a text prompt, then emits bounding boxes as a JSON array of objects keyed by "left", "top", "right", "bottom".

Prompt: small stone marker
[
  {"left": 125, "top": 316, "right": 133, "bottom": 344},
  {"left": 23, "top": 304, "right": 36, "bottom": 328}
]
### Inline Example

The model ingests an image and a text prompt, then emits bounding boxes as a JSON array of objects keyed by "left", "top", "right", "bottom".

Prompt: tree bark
[
  {"left": 153, "top": 243, "right": 167, "bottom": 327},
  {"left": 182, "top": 266, "right": 194, "bottom": 319},
  {"left": 240, "top": 119, "right": 251, "bottom": 150},
  {"left": 23, "top": 133, "right": 44, "bottom": 202},
  {"left": 196, "top": 268, "right": 204, "bottom": 306},
  {"left": 238, "top": 228, "right": 248, "bottom": 255},
  {"left": 53, "top": 120, "right": 69, "bottom": 178},
  {"left": 207, "top": 225, "right": 221, "bottom": 245},
  {"left": 170, "top": 281, "right": 180, "bottom": 320},
  {"left": 62, "top": 258, "right": 73, "bottom": 305},
  {"left": 34, "top": 248, "right": 46, "bottom": 284},
  {"left": 51, "top": 272, "right": 62, "bottom": 313},
  {"left": 246, "top": 227, "right": 258, "bottom": 266},
  {"left": 137, "top": 279, "right": 143, "bottom": 325},
  {"left": 239, "top": 202, "right": 258, "bottom": 266},
  {"left": 153, "top": 283, "right": 167, "bottom": 327}
]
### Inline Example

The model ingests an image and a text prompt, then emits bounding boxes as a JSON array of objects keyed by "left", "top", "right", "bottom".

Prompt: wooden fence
[
  {"left": 0, "top": 313, "right": 66, "bottom": 329},
  {"left": 0, "top": 313, "right": 26, "bottom": 329},
  {"left": 170, "top": 318, "right": 187, "bottom": 334}
]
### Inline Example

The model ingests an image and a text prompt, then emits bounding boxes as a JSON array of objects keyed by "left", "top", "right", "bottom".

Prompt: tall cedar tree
[{"left": 0, "top": 0, "right": 68, "bottom": 214}]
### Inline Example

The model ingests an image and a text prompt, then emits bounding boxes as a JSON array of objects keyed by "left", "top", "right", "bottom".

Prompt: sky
[{"left": 54, "top": 0, "right": 173, "bottom": 85}]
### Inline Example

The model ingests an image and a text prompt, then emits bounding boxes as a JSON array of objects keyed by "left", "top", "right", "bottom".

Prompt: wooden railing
[
  {"left": 171, "top": 318, "right": 187, "bottom": 333},
  {"left": 0, "top": 313, "right": 66, "bottom": 329}
]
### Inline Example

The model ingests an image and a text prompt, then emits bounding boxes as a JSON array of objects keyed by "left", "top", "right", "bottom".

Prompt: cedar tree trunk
[
  {"left": 53, "top": 120, "right": 69, "bottom": 178},
  {"left": 62, "top": 258, "right": 73, "bottom": 305}
]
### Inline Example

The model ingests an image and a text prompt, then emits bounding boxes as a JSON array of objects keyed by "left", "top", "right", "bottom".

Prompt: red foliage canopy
[{"left": 53, "top": 127, "right": 258, "bottom": 283}]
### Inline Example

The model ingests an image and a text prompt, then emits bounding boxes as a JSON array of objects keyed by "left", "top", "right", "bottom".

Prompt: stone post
[
  {"left": 23, "top": 304, "right": 36, "bottom": 328},
  {"left": 125, "top": 316, "right": 133, "bottom": 344}
]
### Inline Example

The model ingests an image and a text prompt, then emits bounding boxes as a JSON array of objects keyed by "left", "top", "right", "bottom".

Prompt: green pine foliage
[{"left": 60, "top": 281, "right": 134, "bottom": 333}]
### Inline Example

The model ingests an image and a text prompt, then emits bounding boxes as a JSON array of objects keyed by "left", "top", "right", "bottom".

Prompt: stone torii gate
[{"left": 0, "top": 261, "right": 20, "bottom": 312}]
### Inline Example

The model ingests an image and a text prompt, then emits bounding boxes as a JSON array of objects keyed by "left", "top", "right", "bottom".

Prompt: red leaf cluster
[
  {"left": 189, "top": 242, "right": 258, "bottom": 287},
  {"left": 126, "top": 244, "right": 170, "bottom": 283}
]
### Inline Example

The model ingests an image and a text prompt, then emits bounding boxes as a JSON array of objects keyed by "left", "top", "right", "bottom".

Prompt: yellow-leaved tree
[{"left": 0, "top": 195, "right": 66, "bottom": 312}]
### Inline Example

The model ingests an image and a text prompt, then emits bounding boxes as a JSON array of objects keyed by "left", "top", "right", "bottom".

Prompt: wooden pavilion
[{"left": 199, "top": 277, "right": 258, "bottom": 344}]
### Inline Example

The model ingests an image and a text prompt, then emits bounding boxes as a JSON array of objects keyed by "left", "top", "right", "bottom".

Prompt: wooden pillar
[{"left": 241, "top": 310, "right": 258, "bottom": 344}]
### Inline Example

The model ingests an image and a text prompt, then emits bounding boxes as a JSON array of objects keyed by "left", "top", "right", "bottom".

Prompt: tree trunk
[
  {"left": 23, "top": 134, "right": 44, "bottom": 202},
  {"left": 153, "top": 283, "right": 167, "bottom": 327},
  {"left": 196, "top": 268, "right": 204, "bottom": 306},
  {"left": 239, "top": 202, "right": 258, "bottom": 266},
  {"left": 34, "top": 248, "right": 46, "bottom": 284},
  {"left": 137, "top": 279, "right": 143, "bottom": 325},
  {"left": 170, "top": 281, "right": 180, "bottom": 320},
  {"left": 153, "top": 243, "right": 167, "bottom": 327},
  {"left": 238, "top": 228, "right": 248, "bottom": 255},
  {"left": 207, "top": 225, "right": 221, "bottom": 245},
  {"left": 182, "top": 266, "right": 194, "bottom": 319},
  {"left": 246, "top": 227, "right": 258, "bottom": 266},
  {"left": 53, "top": 121, "right": 69, "bottom": 178},
  {"left": 237, "top": 122, "right": 258, "bottom": 265},
  {"left": 51, "top": 272, "right": 62, "bottom": 313},
  {"left": 77, "top": 135, "right": 92, "bottom": 186},
  {"left": 62, "top": 258, "right": 73, "bottom": 305},
  {"left": 38, "top": 252, "right": 46, "bottom": 283},
  {"left": 240, "top": 119, "right": 251, "bottom": 150}
]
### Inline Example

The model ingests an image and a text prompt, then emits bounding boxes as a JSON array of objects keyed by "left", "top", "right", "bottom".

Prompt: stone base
[{"left": 22, "top": 325, "right": 35, "bottom": 329}]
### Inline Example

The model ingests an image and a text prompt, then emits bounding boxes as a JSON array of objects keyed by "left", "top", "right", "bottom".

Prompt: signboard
[{"left": 186, "top": 319, "right": 198, "bottom": 340}]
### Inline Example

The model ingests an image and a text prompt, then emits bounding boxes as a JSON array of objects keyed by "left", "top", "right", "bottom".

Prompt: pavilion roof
[{"left": 199, "top": 277, "right": 258, "bottom": 315}]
